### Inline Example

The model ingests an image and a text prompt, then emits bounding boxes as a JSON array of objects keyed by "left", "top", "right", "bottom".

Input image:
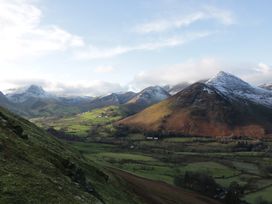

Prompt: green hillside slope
[{"left": 0, "top": 106, "right": 141, "bottom": 204}]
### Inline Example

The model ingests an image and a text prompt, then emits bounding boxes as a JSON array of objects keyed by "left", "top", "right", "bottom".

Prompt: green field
[
  {"left": 33, "top": 105, "right": 125, "bottom": 137},
  {"left": 245, "top": 186, "right": 272, "bottom": 203},
  {"left": 94, "top": 152, "right": 156, "bottom": 161},
  {"left": 66, "top": 137, "right": 272, "bottom": 204},
  {"left": 178, "top": 161, "right": 240, "bottom": 178}
]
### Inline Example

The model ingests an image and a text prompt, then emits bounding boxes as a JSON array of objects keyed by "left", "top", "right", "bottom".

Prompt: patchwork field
[{"left": 67, "top": 135, "right": 272, "bottom": 204}]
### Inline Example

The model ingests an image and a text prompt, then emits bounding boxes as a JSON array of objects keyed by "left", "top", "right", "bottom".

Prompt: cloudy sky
[{"left": 0, "top": 0, "right": 272, "bottom": 96}]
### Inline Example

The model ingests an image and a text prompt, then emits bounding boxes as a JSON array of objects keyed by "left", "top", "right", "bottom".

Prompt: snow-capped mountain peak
[
  {"left": 136, "top": 86, "right": 170, "bottom": 101},
  {"left": 206, "top": 71, "right": 251, "bottom": 91},
  {"left": 6, "top": 85, "right": 52, "bottom": 103},
  {"left": 127, "top": 86, "right": 170, "bottom": 105},
  {"left": 206, "top": 71, "right": 272, "bottom": 107}
]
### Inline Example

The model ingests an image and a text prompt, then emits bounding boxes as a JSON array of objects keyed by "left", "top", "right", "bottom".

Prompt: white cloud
[
  {"left": 255, "top": 62, "right": 271, "bottom": 74},
  {"left": 129, "top": 59, "right": 272, "bottom": 91},
  {"left": 0, "top": 0, "right": 84, "bottom": 62},
  {"left": 94, "top": 66, "right": 114, "bottom": 73},
  {"left": 129, "top": 58, "right": 221, "bottom": 90},
  {"left": 243, "top": 63, "right": 272, "bottom": 85},
  {"left": 1, "top": 60, "right": 272, "bottom": 96},
  {"left": 75, "top": 32, "right": 211, "bottom": 60},
  {"left": 1, "top": 78, "right": 126, "bottom": 96},
  {"left": 134, "top": 7, "right": 234, "bottom": 34},
  {"left": 49, "top": 81, "right": 126, "bottom": 96}
]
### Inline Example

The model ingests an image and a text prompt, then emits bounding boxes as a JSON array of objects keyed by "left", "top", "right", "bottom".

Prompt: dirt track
[{"left": 110, "top": 168, "right": 222, "bottom": 204}]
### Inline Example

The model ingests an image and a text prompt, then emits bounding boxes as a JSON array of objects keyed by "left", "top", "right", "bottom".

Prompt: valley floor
[
  {"left": 67, "top": 135, "right": 272, "bottom": 204},
  {"left": 32, "top": 106, "right": 272, "bottom": 203}
]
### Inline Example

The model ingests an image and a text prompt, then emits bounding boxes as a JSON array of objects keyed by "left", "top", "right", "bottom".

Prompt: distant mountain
[
  {"left": 6, "top": 85, "right": 52, "bottom": 103},
  {"left": 0, "top": 91, "right": 11, "bottom": 107},
  {"left": 0, "top": 91, "right": 26, "bottom": 115},
  {"left": 124, "top": 86, "right": 170, "bottom": 114},
  {"left": 3, "top": 85, "right": 94, "bottom": 118},
  {"left": 260, "top": 83, "right": 272, "bottom": 91},
  {"left": 88, "top": 92, "right": 136, "bottom": 110},
  {"left": 118, "top": 71, "right": 272, "bottom": 138},
  {"left": 85, "top": 86, "right": 171, "bottom": 116}
]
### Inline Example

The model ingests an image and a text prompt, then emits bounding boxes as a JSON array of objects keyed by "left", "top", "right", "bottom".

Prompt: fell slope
[
  {"left": 118, "top": 72, "right": 272, "bottom": 137},
  {"left": 0, "top": 107, "right": 142, "bottom": 203}
]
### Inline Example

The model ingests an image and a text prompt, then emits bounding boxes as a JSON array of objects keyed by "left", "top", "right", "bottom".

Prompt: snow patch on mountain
[
  {"left": 130, "top": 86, "right": 170, "bottom": 103},
  {"left": 202, "top": 86, "right": 214, "bottom": 94},
  {"left": 206, "top": 71, "right": 272, "bottom": 107}
]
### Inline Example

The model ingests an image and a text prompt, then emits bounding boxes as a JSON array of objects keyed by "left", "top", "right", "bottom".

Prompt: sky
[{"left": 0, "top": 0, "right": 272, "bottom": 96}]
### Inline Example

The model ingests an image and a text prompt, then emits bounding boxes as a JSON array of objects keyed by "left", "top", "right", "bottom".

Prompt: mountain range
[
  {"left": 2, "top": 71, "right": 272, "bottom": 202},
  {"left": 1, "top": 85, "right": 95, "bottom": 118},
  {"left": 118, "top": 71, "right": 272, "bottom": 138},
  {"left": 0, "top": 84, "right": 171, "bottom": 118},
  {"left": 1, "top": 73, "right": 272, "bottom": 131}
]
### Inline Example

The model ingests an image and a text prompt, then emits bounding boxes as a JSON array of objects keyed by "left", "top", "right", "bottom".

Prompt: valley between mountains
[{"left": 1, "top": 71, "right": 272, "bottom": 203}]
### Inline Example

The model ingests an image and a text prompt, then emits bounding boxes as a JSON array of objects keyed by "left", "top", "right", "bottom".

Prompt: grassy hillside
[
  {"left": 118, "top": 99, "right": 172, "bottom": 130},
  {"left": 0, "top": 106, "right": 143, "bottom": 204}
]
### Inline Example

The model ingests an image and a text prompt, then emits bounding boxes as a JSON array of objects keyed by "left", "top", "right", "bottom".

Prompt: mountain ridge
[
  {"left": 124, "top": 86, "right": 170, "bottom": 114},
  {"left": 118, "top": 71, "right": 272, "bottom": 138}
]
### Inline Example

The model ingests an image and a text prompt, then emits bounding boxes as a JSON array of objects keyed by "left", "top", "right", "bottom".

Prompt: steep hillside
[
  {"left": 0, "top": 107, "right": 143, "bottom": 203},
  {"left": 118, "top": 72, "right": 272, "bottom": 137}
]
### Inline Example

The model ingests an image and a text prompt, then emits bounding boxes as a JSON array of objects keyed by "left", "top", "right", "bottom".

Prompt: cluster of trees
[
  {"left": 174, "top": 171, "right": 244, "bottom": 204},
  {"left": 232, "top": 141, "right": 268, "bottom": 152},
  {"left": 112, "top": 125, "right": 131, "bottom": 138},
  {"left": 47, "top": 127, "right": 84, "bottom": 141},
  {"left": 143, "top": 130, "right": 191, "bottom": 139}
]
